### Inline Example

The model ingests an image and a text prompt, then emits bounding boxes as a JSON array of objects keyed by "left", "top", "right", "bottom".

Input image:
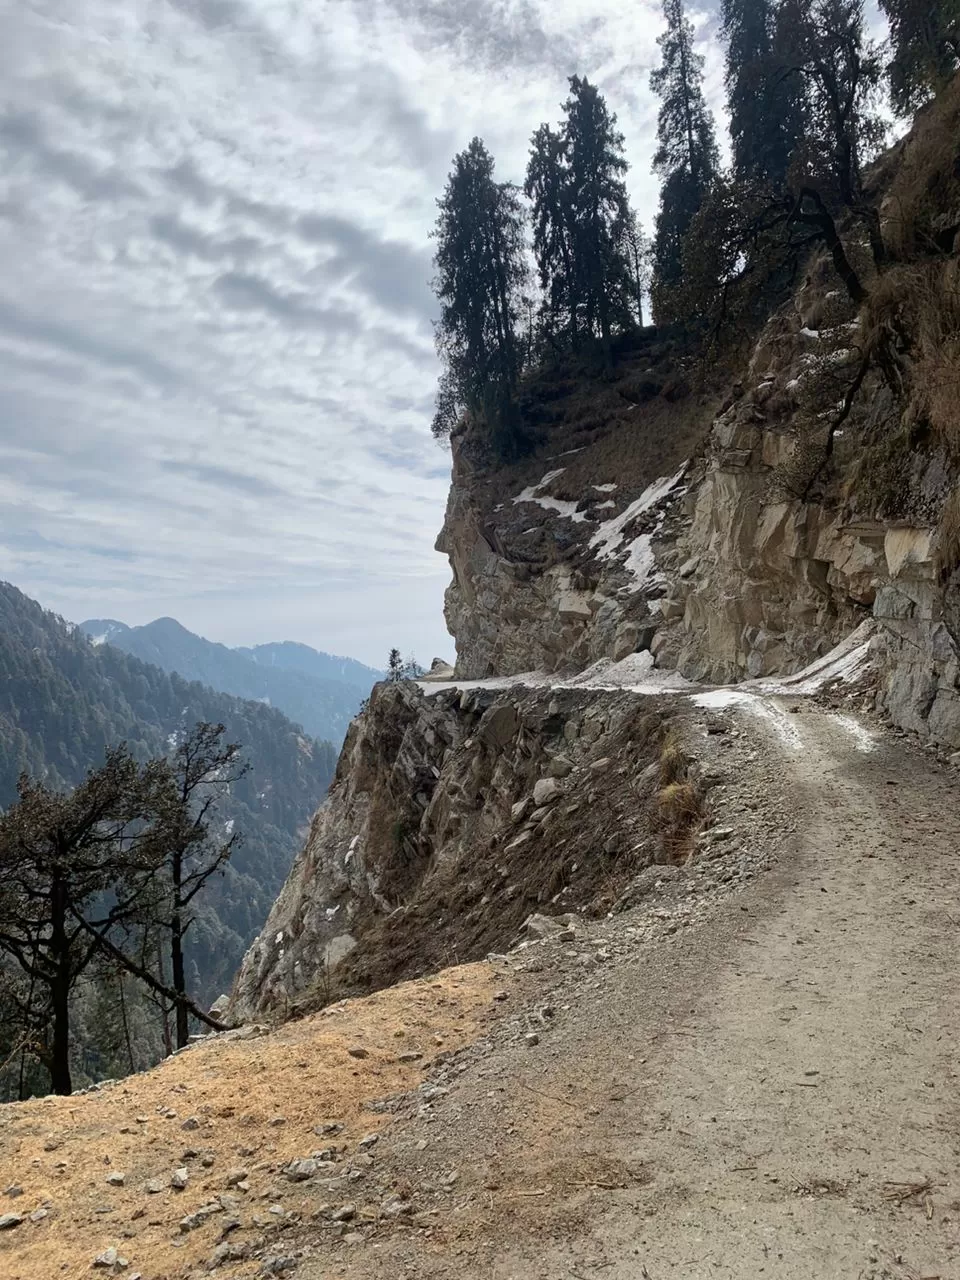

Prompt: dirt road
[{"left": 314, "top": 698, "right": 960, "bottom": 1280}]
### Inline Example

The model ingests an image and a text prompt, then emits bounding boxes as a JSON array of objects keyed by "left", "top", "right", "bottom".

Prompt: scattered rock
[
  {"left": 179, "top": 1201, "right": 223, "bottom": 1232},
  {"left": 29, "top": 1207, "right": 49, "bottom": 1223},
  {"left": 510, "top": 798, "right": 531, "bottom": 824},
  {"left": 93, "top": 1246, "right": 128, "bottom": 1269},
  {"left": 284, "top": 1158, "right": 318, "bottom": 1183},
  {"left": 524, "top": 1032, "right": 540, "bottom": 1046},
  {"left": 224, "top": 1168, "right": 249, "bottom": 1189},
  {"left": 548, "top": 754, "right": 573, "bottom": 778},
  {"left": 357, "top": 1133, "right": 379, "bottom": 1150},
  {"left": 170, "top": 1168, "right": 189, "bottom": 1191},
  {"left": 145, "top": 1178, "right": 166, "bottom": 1194},
  {"left": 331, "top": 1204, "right": 356, "bottom": 1222},
  {"left": 533, "top": 776, "right": 561, "bottom": 806},
  {"left": 267, "top": 1115, "right": 287, "bottom": 1127},
  {"left": 259, "top": 1256, "right": 298, "bottom": 1276},
  {"left": 3, "top": 1186, "right": 22, "bottom": 1198},
  {"left": 209, "top": 1241, "right": 251, "bottom": 1269},
  {"left": 0, "top": 1213, "right": 23, "bottom": 1230},
  {"left": 346, "top": 1046, "right": 369, "bottom": 1060},
  {"left": 396, "top": 1050, "right": 422, "bottom": 1063},
  {"left": 208, "top": 994, "right": 230, "bottom": 1019},
  {"left": 106, "top": 1172, "right": 126, "bottom": 1186},
  {"left": 181, "top": 1116, "right": 201, "bottom": 1131}
]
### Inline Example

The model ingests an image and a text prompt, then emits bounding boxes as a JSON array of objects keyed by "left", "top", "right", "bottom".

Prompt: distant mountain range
[
  {"left": 0, "top": 582, "right": 338, "bottom": 1000},
  {"left": 80, "top": 616, "right": 382, "bottom": 745}
]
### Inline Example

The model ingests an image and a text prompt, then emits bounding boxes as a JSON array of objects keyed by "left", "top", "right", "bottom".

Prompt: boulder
[{"left": 533, "top": 777, "right": 561, "bottom": 806}]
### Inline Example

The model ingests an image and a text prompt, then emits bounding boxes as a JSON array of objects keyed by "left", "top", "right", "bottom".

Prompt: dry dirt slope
[
  {"left": 1, "top": 694, "right": 959, "bottom": 1280},
  {"left": 299, "top": 697, "right": 960, "bottom": 1280}
]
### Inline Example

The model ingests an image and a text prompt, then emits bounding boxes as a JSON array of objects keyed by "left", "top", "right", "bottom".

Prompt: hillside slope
[
  {"left": 80, "top": 617, "right": 380, "bottom": 745},
  {"left": 3, "top": 692, "right": 958, "bottom": 1280},
  {"left": 0, "top": 582, "right": 336, "bottom": 1001},
  {"left": 437, "top": 80, "right": 960, "bottom": 749}
]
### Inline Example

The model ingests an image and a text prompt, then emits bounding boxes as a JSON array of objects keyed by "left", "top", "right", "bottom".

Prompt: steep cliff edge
[
  {"left": 438, "top": 81, "right": 960, "bottom": 747},
  {"left": 231, "top": 678, "right": 707, "bottom": 1020},
  {"left": 234, "top": 84, "right": 960, "bottom": 1022}
]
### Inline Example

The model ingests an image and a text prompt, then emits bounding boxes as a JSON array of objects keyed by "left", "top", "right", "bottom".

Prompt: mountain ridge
[
  {"left": 0, "top": 581, "right": 337, "bottom": 1006},
  {"left": 79, "top": 616, "right": 382, "bottom": 745}
]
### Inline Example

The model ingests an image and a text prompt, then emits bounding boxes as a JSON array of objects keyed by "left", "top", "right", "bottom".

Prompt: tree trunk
[
  {"left": 169, "top": 845, "right": 189, "bottom": 1051},
  {"left": 49, "top": 873, "right": 72, "bottom": 1096}
]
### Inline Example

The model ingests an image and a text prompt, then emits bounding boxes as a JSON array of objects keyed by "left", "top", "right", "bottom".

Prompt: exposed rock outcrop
[{"left": 231, "top": 680, "right": 700, "bottom": 1021}]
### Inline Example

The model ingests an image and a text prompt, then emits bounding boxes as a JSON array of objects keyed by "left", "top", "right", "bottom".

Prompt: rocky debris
[
  {"left": 524, "top": 912, "right": 579, "bottom": 941},
  {"left": 3, "top": 1185, "right": 22, "bottom": 1198},
  {"left": 259, "top": 1256, "right": 298, "bottom": 1276},
  {"left": 224, "top": 1168, "right": 249, "bottom": 1188},
  {"left": 231, "top": 682, "right": 704, "bottom": 1022},
  {"left": 0, "top": 1213, "right": 23, "bottom": 1230},
  {"left": 532, "top": 776, "right": 561, "bottom": 806},
  {"left": 331, "top": 1204, "right": 356, "bottom": 1222},
  {"left": 181, "top": 1115, "right": 201, "bottom": 1131},
  {"left": 179, "top": 1201, "right": 224, "bottom": 1232},
  {"left": 209, "top": 1241, "right": 251, "bottom": 1269},
  {"left": 93, "top": 1246, "right": 129, "bottom": 1270},
  {"left": 284, "top": 1158, "right": 319, "bottom": 1182},
  {"left": 170, "top": 1167, "right": 189, "bottom": 1191},
  {"left": 106, "top": 1171, "right": 126, "bottom": 1186},
  {"left": 346, "top": 1046, "right": 369, "bottom": 1060},
  {"left": 145, "top": 1178, "right": 166, "bottom": 1194}
]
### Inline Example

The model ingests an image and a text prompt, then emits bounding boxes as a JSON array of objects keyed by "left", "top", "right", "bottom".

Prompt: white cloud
[{"left": 0, "top": 0, "right": 732, "bottom": 668}]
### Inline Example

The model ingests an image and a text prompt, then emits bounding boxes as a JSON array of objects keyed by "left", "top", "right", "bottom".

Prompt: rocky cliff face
[
  {"left": 233, "top": 83, "right": 960, "bottom": 1021},
  {"left": 231, "top": 679, "right": 702, "bottom": 1020},
  {"left": 436, "top": 288, "right": 959, "bottom": 746}
]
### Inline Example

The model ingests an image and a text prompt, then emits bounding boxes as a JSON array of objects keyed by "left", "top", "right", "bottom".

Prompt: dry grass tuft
[{"left": 651, "top": 729, "right": 706, "bottom": 863}]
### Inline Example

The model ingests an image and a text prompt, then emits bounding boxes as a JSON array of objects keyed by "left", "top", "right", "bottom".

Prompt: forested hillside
[
  {"left": 0, "top": 582, "right": 337, "bottom": 1005},
  {"left": 80, "top": 616, "right": 379, "bottom": 744}
]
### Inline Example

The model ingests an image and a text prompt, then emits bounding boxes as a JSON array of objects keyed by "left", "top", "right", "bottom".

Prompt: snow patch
[
  {"left": 762, "top": 621, "right": 874, "bottom": 694},
  {"left": 513, "top": 467, "right": 589, "bottom": 523},
  {"left": 692, "top": 689, "right": 803, "bottom": 750},
  {"left": 591, "top": 482, "right": 618, "bottom": 493},
  {"left": 622, "top": 533, "right": 656, "bottom": 587},
  {"left": 829, "top": 712, "right": 877, "bottom": 753},
  {"left": 589, "top": 464, "right": 687, "bottom": 561}
]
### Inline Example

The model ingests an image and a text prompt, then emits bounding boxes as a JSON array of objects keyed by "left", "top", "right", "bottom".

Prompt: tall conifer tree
[
  {"left": 525, "top": 78, "right": 634, "bottom": 360},
  {"left": 431, "top": 139, "right": 529, "bottom": 455},
  {"left": 878, "top": 0, "right": 959, "bottom": 114},
  {"left": 650, "top": 0, "right": 719, "bottom": 307},
  {"left": 722, "top": 0, "right": 806, "bottom": 185}
]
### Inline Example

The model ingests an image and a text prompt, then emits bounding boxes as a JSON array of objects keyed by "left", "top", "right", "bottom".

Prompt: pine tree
[
  {"left": 431, "top": 139, "right": 529, "bottom": 457},
  {"left": 525, "top": 79, "right": 635, "bottom": 360},
  {"left": 563, "top": 76, "right": 634, "bottom": 363},
  {"left": 722, "top": 0, "right": 807, "bottom": 185},
  {"left": 774, "top": 0, "right": 884, "bottom": 212},
  {"left": 525, "top": 124, "right": 576, "bottom": 347},
  {"left": 878, "top": 0, "right": 959, "bottom": 114},
  {"left": 650, "top": 0, "right": 720, "bottom": 307},
  {"left": 387, "top": 649, "right": 404, "bottom": 682}
]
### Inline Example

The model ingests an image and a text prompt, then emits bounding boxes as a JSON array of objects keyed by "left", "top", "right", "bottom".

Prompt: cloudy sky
[{"left": 0, "top": 0, "right": 730, "bottom": 667}]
